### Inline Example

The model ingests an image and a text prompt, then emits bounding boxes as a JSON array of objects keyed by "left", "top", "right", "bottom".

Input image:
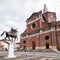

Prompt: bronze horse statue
[{"left": 1, "top": 27, "right": 18, "bottom": 41}]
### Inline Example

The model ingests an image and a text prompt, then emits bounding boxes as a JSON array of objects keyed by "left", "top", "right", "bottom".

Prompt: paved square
[{"left": 0, "top": 51, "right": 60, "bottom": 60}]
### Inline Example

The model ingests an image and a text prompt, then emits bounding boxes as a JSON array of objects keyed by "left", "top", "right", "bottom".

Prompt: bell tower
[{"left": 42, "top": 4, "right": 56, "bottom": 23}]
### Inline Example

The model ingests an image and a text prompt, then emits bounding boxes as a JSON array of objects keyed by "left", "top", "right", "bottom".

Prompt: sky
[{"left": 0, "top": 0, "right": 60, "bottom": 42}]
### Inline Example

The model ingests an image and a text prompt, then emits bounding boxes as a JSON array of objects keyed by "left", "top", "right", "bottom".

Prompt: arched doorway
[
  {"left": 32, "top": 41, "right": 35, "bottom": 49},
  {"left": 46, "top": 43, "right": 49, "bottom": 49}
]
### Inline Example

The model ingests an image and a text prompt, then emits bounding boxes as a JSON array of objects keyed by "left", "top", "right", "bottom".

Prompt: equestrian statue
[{"left": 1, "top": 27, "right": 18, "bottom": 41}]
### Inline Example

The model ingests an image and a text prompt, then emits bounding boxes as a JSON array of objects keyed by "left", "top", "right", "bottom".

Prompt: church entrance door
[
  {"left": 32, "top": 42, "right": 35, "bottom": 49},
  {"left": 46, "top": 43, "right": 49, "bottom": 49}
]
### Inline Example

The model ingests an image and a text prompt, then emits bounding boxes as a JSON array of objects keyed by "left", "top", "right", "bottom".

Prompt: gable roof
[{"left": 26, "top": 11, "right": 42, "bottom": 21}]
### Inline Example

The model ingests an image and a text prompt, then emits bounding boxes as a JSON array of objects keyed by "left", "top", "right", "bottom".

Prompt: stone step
[{"left": 18, "top": 49, "right": 57, "bottom": 52}]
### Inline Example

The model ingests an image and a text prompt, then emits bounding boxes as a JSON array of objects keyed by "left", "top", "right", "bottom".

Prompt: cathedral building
[{"left": 20, "top": 5, "right": 60, "bottom": 50}]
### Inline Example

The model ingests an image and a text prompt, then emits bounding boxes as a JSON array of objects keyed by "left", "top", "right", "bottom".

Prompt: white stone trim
[
  {"left": 21, "top": 30, "right": 51, "bottom": 39},
  {"left": 35, "top": 47, "right": 40, "bottom": 49},
  {"left": 40, "top": 30, "right": 43, "bottom": 34},
  {"left": 29, "top": 33, "right": 40, "bottom": 37},
  {"left": 27, "top": 17, "right": 42, "bottom": 25},
  {"left": 42, "top": 30, "right": 51, "bottom": 34},
  {"left": 20, "top": 35, "right": 28, "bottom": 39},
  {"left": 50, "top": 46, "right": 56, "bottom": 49},
  {"left": 21, "top": 28, "right": 60, "bottom": 39},
  {"left": 51, "top": 27, "right": 55, "bottom": 31},
  {"left": 56, "top": 28, "right": 60, "bottom": 31},
  {"left": 21, "top": 33, "right": 40, "bottom": 39}
]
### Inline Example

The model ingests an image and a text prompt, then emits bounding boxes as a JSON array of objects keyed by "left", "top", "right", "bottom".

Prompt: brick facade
[{"left": 20, "top": 5, "right": 60, "bottom": 50}]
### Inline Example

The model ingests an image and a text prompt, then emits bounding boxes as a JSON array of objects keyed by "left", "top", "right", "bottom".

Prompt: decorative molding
[
  {"left": 29, "top": 33, "right": 40, "bottom": 37},
  {"left": 40, "top": 30, "right": 43, "bottom": 34},
  {"left": 21, "top": 30, "right": 51, "bottom": 39},
  {"left": 21, "top": 33, "right": 40, "bottom": 39},
  {"left": 21, "top": 28, "right": 60, "bottom": 39},
  {"left": 56, "top": 28, "right": 60, "bottom": 31},
  {"left": 51, "top": 27, "right": 55, "bottom": 31},
  {"left": 21, "top": 34, "right": 28, "bottom": 39},
  {"left": 43, "top": 30, "right": 50, "bottom": 33},
  {"left": 27, "top": 17, "right": 42, "bottom": 25}
]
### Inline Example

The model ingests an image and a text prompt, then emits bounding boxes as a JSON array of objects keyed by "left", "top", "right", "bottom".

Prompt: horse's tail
[{"left": 1, "top": 31, "right": 6, "bottom": 36}]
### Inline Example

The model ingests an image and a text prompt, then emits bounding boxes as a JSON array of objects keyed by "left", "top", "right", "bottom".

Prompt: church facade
[{"left": 20, "top": 5, "right": 60, "bottom": 50}]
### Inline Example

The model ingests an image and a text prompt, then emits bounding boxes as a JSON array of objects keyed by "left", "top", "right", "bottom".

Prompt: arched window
[{"left": 32, "top": 23, "right": 36, "bottom": 29}]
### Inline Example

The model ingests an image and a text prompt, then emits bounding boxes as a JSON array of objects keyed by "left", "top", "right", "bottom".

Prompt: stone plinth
[{"left": 4, "top": 41, "right": 16, "bottom": 58}]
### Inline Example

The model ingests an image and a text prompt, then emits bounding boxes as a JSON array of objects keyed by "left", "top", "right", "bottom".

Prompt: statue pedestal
[{"left": 4, "top": 41, "right": 16, "bottom": 58}]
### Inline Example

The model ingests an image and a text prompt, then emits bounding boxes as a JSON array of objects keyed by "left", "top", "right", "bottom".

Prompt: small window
[
  {"left": 45, "top": 36, "right": 49, "bottom": 40},
  {"left": 32, "top": 23, "right": 36, "bottom": 29}
]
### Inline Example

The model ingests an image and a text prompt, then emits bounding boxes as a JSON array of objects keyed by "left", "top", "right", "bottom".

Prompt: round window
[
  {"left": 45, "top": 36, "right": 49, "bottom": 40},
  {"left": 32, "top": 23, "right": 36, "bottom": 29}
]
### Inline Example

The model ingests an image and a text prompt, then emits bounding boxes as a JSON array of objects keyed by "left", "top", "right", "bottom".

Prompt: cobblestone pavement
[{"left": 0, "top": 51, "right": 60, "bottom": 60}]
